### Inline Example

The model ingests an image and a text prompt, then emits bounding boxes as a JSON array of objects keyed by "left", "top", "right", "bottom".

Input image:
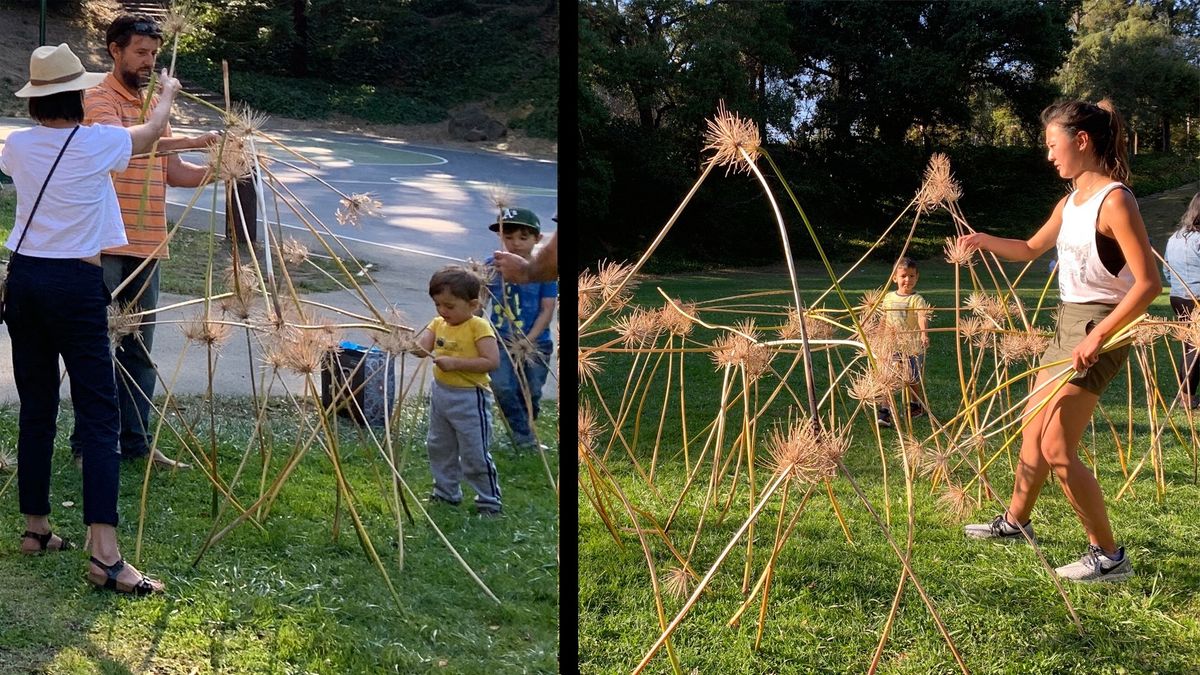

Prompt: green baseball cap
[{"left": 488, "top": 207, "right": 541, "bottom": 233}]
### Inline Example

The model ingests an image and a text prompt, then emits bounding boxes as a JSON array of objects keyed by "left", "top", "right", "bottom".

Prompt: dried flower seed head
[
  {"left": 486, "top": 183, "right": 514, "bottom": 212},
  {"left": 578, "top": 402, "right": 603, "bottom": 461},
  {"left": 181, "top": 315, "right": 233, "bottom": 349},
  {"left": 613, "top": 307, "right": 663, "bottom": 348},
  {"left": 161, "top": 7, "right": 192, "bottom": 37},
  {"left": 579, "top": 348, "right": 603, "bottom": 380},
  {"left": 281, "top": 237, "right": 310, "bottom": 266},
  {"left": 857, "top": 288, "right": 885, "bottom": 323},
  {"left": 958, "top": 316, "right": 989, "bottom": 343},
  {"left": 919, "top": 445, "right": 955, "bottom": 480},
  {"left": 107, "top": 302, "right": 142, "bottom": 347},
  {"left": 1173, "top": 305, "right": 1200, "bottom": 346},
  {"left": 943, "top": 236, "right": 976, "bottom": 267},
  {"left": 224, "top": 262, "right": 260, "bottom": 297},
  {"left": 915, "top": 153, "right": 963, "bottom": 213},
  {"left": 594, "top": 260, "right": 638, "bottom": 314},
  {"left": 465, "top": 258, "right": 495, "bottom": 287},
  {"left": 1130, "top": 317, "right": 1172, "bottom": 347},
  {"left": 503, "top": 335, "right": 539, "bottom": 363},
  {"left": 998, "top": 330, "right": 1049, "bottom": 365},
  {"left": 896, "top": 433, "right": 928, "bottom": 468},
  {"left": 764, "top": 419, "right": 848, "bottom": 484},
  {"left": 780, "top": 307, "right": 834, "bottom": 341},
  {"left": 711, "top": 319, "right": 772, "bottom": 380},
  {"left": 0, "top": 445, "right": 16, "bottom": 472},
  {"left": 661, "top": 566, "right": 692, "bottom": 602},
  {"left": 208, "top": 133, "right": 255, "bottom": 183},
  {"left": 578, "top": 271, "right": 600, "bottom": 317},
  {"left": 375, "top": 324, "right": 419, "bottom": 356},
  {"left": 938, "top": 483, "right": 976, "bottom": 520},
  {"left": 703, "top": 101, "right": 761, "bottom": 176},
  {"left": 847, "top": 367, "right": 890, "bottom": 402},
  {"left": 336, "top": 193, "right": 382, "bottom": 227},
  {"left": 657, "top": 301, "right": 696, "bottom": 337},
  {"left": 272, "top": 328, "right": 336, "bottom": 375}
]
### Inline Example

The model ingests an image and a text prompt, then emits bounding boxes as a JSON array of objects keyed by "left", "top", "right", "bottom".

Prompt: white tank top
[{"left": 1056, "top": 182, "right": 1134, "bottom": 304}]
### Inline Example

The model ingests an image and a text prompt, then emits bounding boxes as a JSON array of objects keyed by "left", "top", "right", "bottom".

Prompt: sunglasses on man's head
[{"left": 130, "top": 21, "right": 162, "bottom": 37}]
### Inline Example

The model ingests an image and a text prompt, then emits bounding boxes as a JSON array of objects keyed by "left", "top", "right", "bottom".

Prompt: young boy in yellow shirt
[{"left": 415, "top": 266, "right": 503, "bottom": 514}]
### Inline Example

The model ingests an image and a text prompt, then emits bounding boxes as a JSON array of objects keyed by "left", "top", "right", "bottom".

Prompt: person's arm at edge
[
  {"left": 528, "top": 293, "right": 557, "bottom": 345},
  {"left": 126, "top": 70, "right": 180, "bottom": 156}
]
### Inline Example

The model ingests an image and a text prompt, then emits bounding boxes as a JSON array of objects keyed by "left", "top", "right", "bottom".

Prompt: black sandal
[
  {"left": 20, "top": 530, "right": 73, "bottom": 554},
  {"left": 87, "top": 556, "right": 163, "bottom": 596}
]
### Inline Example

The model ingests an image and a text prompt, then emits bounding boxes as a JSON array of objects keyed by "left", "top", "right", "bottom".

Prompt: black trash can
[{"left": 320, "top": 341, "right": 396, "bottom": 427}]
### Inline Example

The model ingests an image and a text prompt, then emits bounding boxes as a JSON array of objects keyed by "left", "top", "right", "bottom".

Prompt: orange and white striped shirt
[{"left": 83, "top": 73, "right": 172, "bottom": 259}]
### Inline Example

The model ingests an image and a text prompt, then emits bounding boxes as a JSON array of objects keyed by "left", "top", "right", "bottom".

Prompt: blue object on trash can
[{"left": 321, "top": 341, "right": 396, "bottom": 427}]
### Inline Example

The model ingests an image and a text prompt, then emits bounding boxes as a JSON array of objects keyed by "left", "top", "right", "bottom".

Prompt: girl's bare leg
[{"left": 1007, "top": 371, "right": 1054, "bottom": 523}]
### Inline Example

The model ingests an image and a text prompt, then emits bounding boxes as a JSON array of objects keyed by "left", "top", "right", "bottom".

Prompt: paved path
[{"left": 0, "top": 120, "right": 559, "bottom": 407}]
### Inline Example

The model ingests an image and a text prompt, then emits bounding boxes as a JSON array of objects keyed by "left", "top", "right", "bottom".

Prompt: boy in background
[
  {"left": 485, "top": 208, "right": 557, "bottom": 451},
  {"left": 415, "top": 266, "right": 503, "bottom": 515},
  {"left": 877, "top": 257, "right": 932, "bottom": 428}
]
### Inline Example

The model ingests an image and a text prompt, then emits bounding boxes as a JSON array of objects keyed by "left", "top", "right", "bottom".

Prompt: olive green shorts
[{"left": 1038, "top": 302, "right": 1130, "bottom": 396}]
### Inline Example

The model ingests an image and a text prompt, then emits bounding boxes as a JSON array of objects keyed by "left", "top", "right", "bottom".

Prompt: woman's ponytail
[{"left": 1095, "top": 99, "right": 1129, "bottom": 183}]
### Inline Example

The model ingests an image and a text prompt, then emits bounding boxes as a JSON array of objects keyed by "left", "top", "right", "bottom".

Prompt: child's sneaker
[
  {"left": 876, "top": 407, "right": 894, "bottom": 428},
  {"left": 1055, "top": 545, "right": 1132, "bottom": 583},
  {"left": 964, "top": 513, "right": 1035, "bottom": 543},
  {"left": 427, "top": 493, "right": 461, "bottom": 507},
  {"left": 909, "top": 402, "right": 926, "bottom": 418},
  {"left": 474, "top": 504, "right": 503, "bottom": 517}
]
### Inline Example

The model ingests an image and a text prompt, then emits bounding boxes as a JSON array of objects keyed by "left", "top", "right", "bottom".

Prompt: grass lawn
[
  {"left": 579, "top": 249, "right": 1200, "bottom": 672},
  {"left": 0, "top": 395, "right": 560, "bottom": 673}
]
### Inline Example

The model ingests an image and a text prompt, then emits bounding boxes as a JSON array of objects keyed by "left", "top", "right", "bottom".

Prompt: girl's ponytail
[{"left": 1095, "top": 99, "right": 1129, "bottom": 183}]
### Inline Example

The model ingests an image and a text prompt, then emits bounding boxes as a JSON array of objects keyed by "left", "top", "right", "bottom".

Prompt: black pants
[
  {"left": 7, "top": 253, "right": 121, "bottom": 526},
  {"left": 1171, "top": 296, "right": 1200, "bottom": 398}
]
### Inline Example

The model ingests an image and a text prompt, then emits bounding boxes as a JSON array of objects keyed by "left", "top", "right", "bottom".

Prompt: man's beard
[{"left": 118, "top": 66, "right": 152, "bottom": 92}]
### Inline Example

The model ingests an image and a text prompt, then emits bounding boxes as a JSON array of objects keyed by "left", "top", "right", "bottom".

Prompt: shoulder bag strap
[{"left": 11, "top": 124, "right": 81, "bottom": 256}]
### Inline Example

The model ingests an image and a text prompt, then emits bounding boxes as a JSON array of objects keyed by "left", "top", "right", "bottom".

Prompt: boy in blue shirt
[{"left": 485, "top": 207, "right": 557, "bottom": 451}]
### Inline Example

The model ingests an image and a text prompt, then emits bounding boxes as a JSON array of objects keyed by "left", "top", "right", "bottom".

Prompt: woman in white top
[
  {"left": 0, "top": 43, "right": 180, "bottom": 594},
  {"left": 956, "top": 100, "right": 1160, "bottom": 583},
  {"left": 1164, "top": 193, "right": 1200, "bottom": 407}
]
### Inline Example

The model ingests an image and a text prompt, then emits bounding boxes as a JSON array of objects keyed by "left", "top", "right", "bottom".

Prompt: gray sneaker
[
  {"left": 1054, "top": 545, "right": 1132, "bottom": 583},
  {"left": 964, "top": 513, "right": 1036, "bottom": 543}
]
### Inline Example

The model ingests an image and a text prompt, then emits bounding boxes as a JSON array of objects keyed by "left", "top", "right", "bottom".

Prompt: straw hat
[{"left": 15, "top": 43, "right": 106, "bottom": 98}]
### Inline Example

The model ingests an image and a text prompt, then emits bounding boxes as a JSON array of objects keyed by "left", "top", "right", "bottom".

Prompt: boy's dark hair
[
  {"left": 429, "top": 266, "right": 481, "bottom": 301},
  {"left": 29, "top": 90, "right": 84, "bottom": 123},
  {"left": 895, "top": 257, "right": 919, "bottom": 272},
  {"left": 106, "top": 14, "right": 163, "bottom": 54},
  {"left": 500, "top": 223, "right": 540, "bottom": 237}
]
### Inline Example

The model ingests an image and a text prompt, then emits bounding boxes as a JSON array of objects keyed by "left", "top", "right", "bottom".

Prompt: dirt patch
[{"left": 0, "top": 1, "right": 556, "bottom": 162}]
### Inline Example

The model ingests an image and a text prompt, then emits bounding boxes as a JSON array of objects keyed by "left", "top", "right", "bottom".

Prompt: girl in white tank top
[{"left": 956, "top": 100, "right": 1161, "bottom": 583}]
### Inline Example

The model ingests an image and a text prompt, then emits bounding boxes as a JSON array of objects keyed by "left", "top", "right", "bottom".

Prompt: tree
[{"left": 1057, "top": 0, "right": 1200, "bottom": 152}]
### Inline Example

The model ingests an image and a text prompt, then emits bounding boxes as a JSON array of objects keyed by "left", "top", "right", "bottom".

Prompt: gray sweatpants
[{"left": 426, "top": 380, "right": 501, "bottom": 509}]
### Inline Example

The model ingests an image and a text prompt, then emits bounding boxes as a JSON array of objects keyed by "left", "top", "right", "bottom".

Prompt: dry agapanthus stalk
[
  {"left": 1130, "top": 316, "right": 1172, "bottom": 347},
  {"left": 702, "top": 101, "right": 761, "bottom": 175},
  {"left": 579, "top": 401, "right": 603, "bottom": 461},
  {"left": 958, "top": 316, "right": 989, "bottom": 343},
  {"left": 161, "top": 7, "right": 192, "bottom": 37},
  {"left": 578, "top": 271, "right": 600, "bottom": 317},
  {"left": 1173, "top": 305, "right": 1200, "bottom": 346},
  {"left": 466, "top": 258, "right": 495, "bottom": 287},
  {"left": 997, "top": 330, "right": 1049, "bottom": 365},
  {"left": 486, "top": 183, "right": 515, "bottom": 211},
  {"left": 764, "top": 419, "right": 848, "bottom": 485},
  {"left": 896, "top": 433, "right": 929, "bottom": 469},
  {"left": 919, "top": 446, "right": 956, "bottom": 480},
  {"left": 376, "top": 324, "right": 419, "bottom": 356},
  {"left": 337, "top": 193, "right": 382, "bottom": 227}
]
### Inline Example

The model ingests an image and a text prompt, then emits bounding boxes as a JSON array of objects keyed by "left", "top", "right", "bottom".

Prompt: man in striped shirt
[{"left": 81, "top": 14, "right": 219, "bottom": 467}]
